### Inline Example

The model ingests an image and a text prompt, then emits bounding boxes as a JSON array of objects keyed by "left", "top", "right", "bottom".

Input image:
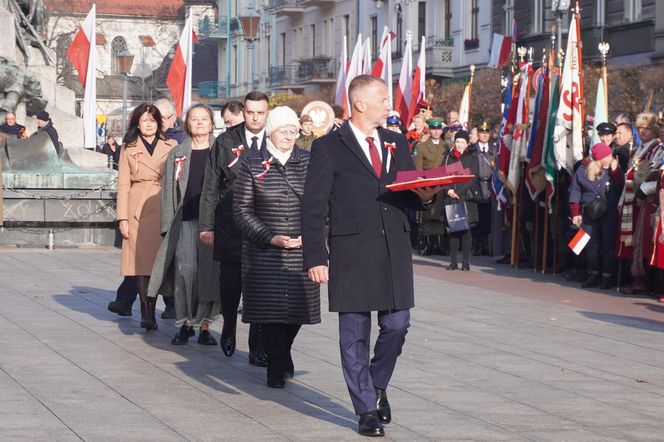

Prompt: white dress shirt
[
  {"left": 348, "top": 120, "right": 392, "bottom": 172},
  {"left": 245, "top": 128, "right": 266, "bottom": 151}
]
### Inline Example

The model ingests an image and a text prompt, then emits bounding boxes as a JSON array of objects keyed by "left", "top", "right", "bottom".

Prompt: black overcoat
[
  {"left": 234, "top": 146, "right": 321, "bottom": 324},
  {"left": 301, "top": 122, "right": 430, "bottom": 313},
  {"left": 199, "top": 123, "right": 266, "bottom": 263}
]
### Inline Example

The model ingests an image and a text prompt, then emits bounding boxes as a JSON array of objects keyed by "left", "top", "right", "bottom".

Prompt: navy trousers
[{"left": 338, "top": 309, "right": 410, "bottom": 415}]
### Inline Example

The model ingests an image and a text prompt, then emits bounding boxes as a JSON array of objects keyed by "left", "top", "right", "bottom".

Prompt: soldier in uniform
[
  {"left": 472, "top": 122, "right": 497, "bottom": 255},
  {"left": 412, "top": 119, "right": 447, "bottom": 255},
  {"left": 297, "top": 114, "right": 317, "bottom": 151}
]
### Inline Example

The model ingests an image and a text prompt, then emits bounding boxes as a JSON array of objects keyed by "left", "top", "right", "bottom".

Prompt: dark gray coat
[
  {"left": 148, "top": 136, "right": 219, "bottom": 300},
  {"left": 301, "top": 123, "right": 431, "bottom": 313},
  {"left": 233, "top": 146, "right": 321, "bottom": 325}
]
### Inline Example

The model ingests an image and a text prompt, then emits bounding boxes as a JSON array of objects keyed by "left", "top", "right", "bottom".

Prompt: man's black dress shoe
[
  {"left": 249, "top": 349, "right": 268, "bottom": 367},
  {"left": 171, "top": 325, "right": 193, "bottom": 345},
  {"left": 357, "top": 412, "right": 384, "bottom": 437},
  {"left": 161, "top": 307, "right": 176, "bottom": 319},
  {"left": 267, "top": 378, "right": 285, "bottom": 388},
  {"left": 220, "top": 335, "right": 236, "bottom": 357},
  {"left": 447, "top": 263, "right": 458, "bottom": 270},
  {"left": 461, "top": 262, "right": 470, "bottom": 271},
  {"left": 107, "top": 301, "right": 132, "bottom": 316},
  {"left": 197, "top": 330, "right": 218, "bottom": 346},
  {"left": 375, "top": 388, "right": 391, "bottom": 424}
]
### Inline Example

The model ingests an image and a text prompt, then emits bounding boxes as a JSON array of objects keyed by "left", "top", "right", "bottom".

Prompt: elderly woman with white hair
[{"left": 233, "top": 106, "right": 321, "bottom": 388}]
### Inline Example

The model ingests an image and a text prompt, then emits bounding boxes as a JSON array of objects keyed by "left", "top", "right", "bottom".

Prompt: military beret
[{"left": 596, "top": 122, "right": 617, "bottom": 135}]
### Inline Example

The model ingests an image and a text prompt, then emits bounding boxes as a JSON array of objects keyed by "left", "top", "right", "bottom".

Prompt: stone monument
[{"left": 1, "top": 1, "right": 118, "bottom": 247}]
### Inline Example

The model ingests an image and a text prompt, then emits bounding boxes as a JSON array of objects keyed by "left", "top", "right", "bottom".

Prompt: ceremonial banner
[
  {"left": 525, "top": 70, "right": 550, "bottom": 200},
  {"left": 492, "top": 73, "right": 513, "bottom": 210},
  {"left": 507, "top": 62, "right": 531, "bottom": 192},
  {"left": 543, "top": 73, "right": 561, "bottom": 211},
  {"left": 591, "top": 77, "right": 608, "bottom": 146}
]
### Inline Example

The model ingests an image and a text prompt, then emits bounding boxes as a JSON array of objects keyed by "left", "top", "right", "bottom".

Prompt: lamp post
[
  {"left": 551, "top": 0, "right": 570, "bottom": 58},
  {"left": 116, "top": 50, "right": 134, "bottom": 137},
  {"left": 239, "top": 15, "right": 261, "bottom": 92}
]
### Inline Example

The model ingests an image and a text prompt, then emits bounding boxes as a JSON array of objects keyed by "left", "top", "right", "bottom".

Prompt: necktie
[
  {"left": 250, "top": 136, "right": 258, "bottom": 151},
  {"left": 366, "top": 136, "right": 382, "bottom": 177}
]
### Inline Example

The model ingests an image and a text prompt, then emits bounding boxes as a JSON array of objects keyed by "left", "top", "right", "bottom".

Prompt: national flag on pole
[
  {"left": 394, "top": 36, "right": 413, "bottom": 127},
  {"left": 371, "top": 27, "right": 394, "bottom": 107},
  {"left": 334, "top": 35, "right": 348, "bottom": 109},
  {"left": 553, "top": 7, "right": 584, "bottom": 173},
  {"left": 66, "top": 4, "right": 96, "bottom": 149},
  {"left": 343, "top": 34, "right": 364, "bottom": 119},
  {"left": 591, "top": 77, "right": 608, "bottom": 146},
  {"left": 543, "top": 72, "right": 561, "bottom": 211},
  {"left": 406, "top": 36, "right": 426, "bottom": 128},
  {"left": 488, "top": 33, "right": 512, "bottom": 69},
  {"left": 361, "top": 38, "right": 372, "bottom": 74},
  {"left": 568, "top": 227, "right": 591, "bottom": 255},
  {"left": 167, "top": 14, "right": 197, "bottom": 117}
]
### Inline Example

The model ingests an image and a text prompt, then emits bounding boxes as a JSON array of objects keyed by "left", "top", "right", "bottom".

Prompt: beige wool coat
[{"left": 116, "top": 137, "right": 176, "bottom": 275}]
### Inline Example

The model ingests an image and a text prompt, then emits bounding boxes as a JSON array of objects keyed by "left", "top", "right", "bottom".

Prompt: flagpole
[{"left": 599, "top": 42, "right": 609, "bottom": 106}]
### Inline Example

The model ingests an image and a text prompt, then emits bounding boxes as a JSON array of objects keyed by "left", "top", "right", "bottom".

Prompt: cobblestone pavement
[{"left": 0, "top": 247, "right": 663, "bottom": 441}]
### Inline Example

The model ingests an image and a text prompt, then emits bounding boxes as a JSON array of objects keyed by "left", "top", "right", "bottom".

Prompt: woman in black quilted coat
[{"left": 233, "top": 106, "right": 321, "bottom": 388}]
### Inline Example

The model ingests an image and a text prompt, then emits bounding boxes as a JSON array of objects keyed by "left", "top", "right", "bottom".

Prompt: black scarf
[{"left": 140, "top": 135, "right": 159, "bottom": 156}]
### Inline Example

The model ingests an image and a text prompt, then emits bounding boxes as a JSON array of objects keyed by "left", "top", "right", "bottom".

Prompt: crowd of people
[{"left": 8, "top": 72, "right": 647, "bottom": 437}]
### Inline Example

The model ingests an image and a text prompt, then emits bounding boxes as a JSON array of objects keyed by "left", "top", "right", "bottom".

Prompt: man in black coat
[
  {"left": 199, "top": 91, "right": 269, "bottom": 366},
  {"left": 302, "top": 76, "right": 440, "bottom": 437}
]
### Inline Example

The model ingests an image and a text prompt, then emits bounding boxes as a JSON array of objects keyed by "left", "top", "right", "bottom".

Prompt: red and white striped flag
[
  {"left": 394, "top": 36, "right": 413, "bottom": 127},
  {"left": 488, "top": 33, "right": 512, "bottom": 69},
  {"left": 371, "top": 27, "right": 394, "bottom": 108},
  {"left": 167, "top": 14, "right": 197, "bottom": 117},
  {"left": 334, "top": 35, "right": 348, "bottom": 109},
  {"left": 343, "top": 34, "right": 364, "bottom": 119},
  {"left": 406, "top": 36, "right": 426, "bottom": 128},
  {"left": 66, "top": 4, "right": 96, "bottom": 148},
  {"left": 361, "top": 38, "right": 372, "bottom": 74},
  {"left": 568, "top": 227, "right": 590, "bottom": 255}
]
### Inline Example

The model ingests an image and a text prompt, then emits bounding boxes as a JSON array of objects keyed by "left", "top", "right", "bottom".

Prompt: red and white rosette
[
  {"left": 130, "top": 151, "right": 143, "bottom": 174},
  {"left": 256, "top": 156, "right": 273, "bottom": 182},
  {"left": 228, "top": 145, "right": 245, "bottom": 167},
  {"left": 384, "top": 141, "right": 397, "bottom": 160},
  {"left": 174, "top": 156, "right": 187, "bottom": 181}
]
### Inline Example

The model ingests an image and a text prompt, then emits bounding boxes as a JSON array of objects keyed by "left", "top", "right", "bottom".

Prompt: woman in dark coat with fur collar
[{"left": 233, "top": 106, "right": 321, "bottom": 388}]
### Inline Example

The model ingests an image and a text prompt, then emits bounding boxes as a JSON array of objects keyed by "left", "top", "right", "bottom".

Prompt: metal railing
[
  {"left": 198, "top": 81, "right": 229, "bottom": 99},
  {"left": 269, "top": 58, "right": 336, "bottom": 87},
  {"left": 197, "top": 16, "right": 240, "bottom": 38}
]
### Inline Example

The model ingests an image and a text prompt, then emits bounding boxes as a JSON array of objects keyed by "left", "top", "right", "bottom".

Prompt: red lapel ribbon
[
  {"left": 228, "top": 145, "right": 245, "bottom": 167},
  {"left": 257, "top": 156, "right": 273, "bottom": 182},
  {"left": 130, "top": 151, "right": 143, "bottom": 174},
  {"left": 174, "top": 156, "right": 187, "bottom": 181},
  {"left": 384, "top": 142, "right": 397, "bottom": 161}
]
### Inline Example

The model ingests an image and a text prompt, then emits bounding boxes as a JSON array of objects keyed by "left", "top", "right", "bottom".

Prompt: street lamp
[
  {"left": 239, "top": 15, "right": 261, "bottom": 91},
  {"left": 551, "top": 0, "right": 570, "bottom": 57},
  {"left": 116, "top": 50, "right": 134, "bottom": 137}
]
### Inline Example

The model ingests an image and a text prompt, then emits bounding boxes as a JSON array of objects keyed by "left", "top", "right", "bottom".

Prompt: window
[
  {"left": 532, "top": 0, "right": 543, "bottom": 34},
  {"left": 343, "top": 14, "right": 350, "bottom": 54},
  {"left": 471, "top": 0, "right": 479, "bottom": 40},
  {"left": 396, "top": 4, "right": 403, "bottom": 56},
  {"left": 232, "top": 44, "right": 237, "bottom": 85},
  {"left": 280, "top": 33, "right": 286, "bottom": 65},
  {"left": 371, "top": 15, "right": 378, "bottom": 57},
  {"left": 417, "top": 1, "right": 426, "bottom": 43},
  {"left": 311, "top": 24, "right": 316, "bottom": 57},
  {"left": 504, "top": 0, "right": 514, "bottom": 36},
  {"left": 111, "top": 36, "right": 128, "bottom": 74},
  {"left": 444, "top": 0, "right": 452, "bottom": 40},
  {"left": 625, "top": 0, "right": 642, "bottom": 22}
]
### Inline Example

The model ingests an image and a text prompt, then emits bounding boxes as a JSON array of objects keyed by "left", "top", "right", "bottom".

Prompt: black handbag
[
  {"left": 444, "top": 202, "right": 470, "bottom": 233},
  {"left": 583, "top": 195, "right": 608, "bottom": 221}
]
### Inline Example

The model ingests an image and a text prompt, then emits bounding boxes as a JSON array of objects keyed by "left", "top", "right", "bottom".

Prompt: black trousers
[
  {"left": 113, "top": 276, "right": 174, "bottom": 310},
  {"left": 449, "top": 229, "right": 472, "bottom": 265},
  {"left": 262, "top": 323, "right": 301, "bottom": 381},
  {"left": 219, "top": 262, "right": 261, "bottom": 352}
]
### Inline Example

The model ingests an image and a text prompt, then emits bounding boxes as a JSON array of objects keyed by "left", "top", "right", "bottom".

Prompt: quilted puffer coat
[{"left": 233, "top": 146, "right": 321, "bottom": 325}]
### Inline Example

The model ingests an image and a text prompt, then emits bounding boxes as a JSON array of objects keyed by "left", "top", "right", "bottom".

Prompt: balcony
[
  {"left": 197, "top": 81, "right": 229, "bottom": 99},
  {"left": 426, "top": 38, "right": 455, "bottom": 77},
  {"left": 269, "top": 57, "right": 336, "bottom": 89},
  {"left": 298, "top": 0, "right": 335, "bottom": 5},
  {"left": 197, "top": 16, "right": 241, "bottom": 41},
  {"left": 266, "top": 0, "right": 304, "bottom": 17}
]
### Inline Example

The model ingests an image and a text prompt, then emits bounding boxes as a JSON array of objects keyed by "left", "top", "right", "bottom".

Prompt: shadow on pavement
[{"left": 579, "top": 310, "right": 664, "bottom": 332}]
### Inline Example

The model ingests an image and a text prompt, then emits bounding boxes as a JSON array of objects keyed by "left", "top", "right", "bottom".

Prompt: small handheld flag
[{"left": 568, "top": 228, "right": 591, "bottom": 255}]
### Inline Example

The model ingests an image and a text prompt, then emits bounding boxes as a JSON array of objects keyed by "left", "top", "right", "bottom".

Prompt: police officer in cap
[{"left": 472, "top": 121, "right": 496, "bottom": 255}]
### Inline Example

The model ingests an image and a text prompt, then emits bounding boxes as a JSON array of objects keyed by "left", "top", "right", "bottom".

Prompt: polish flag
[
  {"left": 488, "top": 33, "right": 512, "bottom": 69},
  {"left": 371, "top": 27, "right": 393, "bottom": 107},
  {"left": 361, "top": 37, "right": 372, "bottom": 74},
  {"left": 167, "top": 14, "right": 197, "bottom": 117},
  {"left": 568, "top": 228, "right": 591, "bottom": 255},
  {"left": 334, "top": 35, "right": 348, "bottom": 109},
  {"left": 343, "top": 34, "right": 364, "bottom": 119},
  {"left": 66, "top": 4, "right": 96, "bottom": 148},
  {"left": 394, "top": 36, "right": 413, "bottom": 127},
  {"left": 406, "top": 36, "right": 426, "bottom": 128}
]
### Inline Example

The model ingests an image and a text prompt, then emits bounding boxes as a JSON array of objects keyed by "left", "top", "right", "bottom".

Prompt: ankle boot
[
  {"left": 599, "top": 274, "right": 613, "bottom": 290},
  {"left": 148, "top": 297, "right": 158, "bottom": 330},
  {"left": 581, "top": 273, "right": 601, "bottom": 288},
  {"left": 140, "top": 300, "right": 158, "bottom": 331}
]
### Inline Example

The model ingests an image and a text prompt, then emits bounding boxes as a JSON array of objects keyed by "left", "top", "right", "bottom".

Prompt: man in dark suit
[
  {"left": 302, "top": 76, "right": 440, "bottom": 437},
  {"left": 199, "top": 91, "right": 268, "bottom": 366}
]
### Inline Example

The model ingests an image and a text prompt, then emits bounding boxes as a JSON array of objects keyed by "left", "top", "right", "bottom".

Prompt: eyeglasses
[{"left": 162, "top": 114, "right": 174, "bottom": 120}]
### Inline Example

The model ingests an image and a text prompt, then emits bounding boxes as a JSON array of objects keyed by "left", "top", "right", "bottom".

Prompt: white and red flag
[
  {"left": 334, "top": 35, "right": 348, "bottom": 110},
  {"left": 66, "top": 4, "right": 96, "bottom": 148},
  {"left": 343, "top": 34, "right": 364, "bottom": 119},
  {"left": 488, "top": 33, "right": 512, "bottom": 69},
  {"left": 371, "top": 27, "right": 394, "bottom": 107},
  {"left": 394, "top": 36, "right": 413, "bottom": 127},
  {"left": 553, "top": 6, "right": 585, "bottom": 173},
  {"left": 361, "top": 38, "right": 372, "bottom": 74},
  {"left": 167, "top": 14, "right": 197, "bottom": 117},
  {"left": 406, "top": 35, "right": 426, "bottom": 128},
  {"left": 568, "top": 227, "right": 591, "bottom": 255}
]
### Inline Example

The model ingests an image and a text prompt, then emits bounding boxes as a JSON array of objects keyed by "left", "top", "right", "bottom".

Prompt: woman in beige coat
[{"left": 117, "top": 103, "right": 176, "bottom": 330}]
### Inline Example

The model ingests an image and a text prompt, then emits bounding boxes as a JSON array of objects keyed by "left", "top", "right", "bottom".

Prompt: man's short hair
[
  {"left": 244, "top": 91, "right": 269, "bottom": 104},
  {"left": 6, "top": 111, "right": 16, "bottom": 118},
  {"left": 616, "top": 122, "right": 632, "bottom": 132},
  {"left": 348, "top": 75, "right": 385, "bottom": 106},
  {"left": 153, "top": 98, "right": 175, "bottom": 116},
  {"left": 222, "top": 100, "right": 243, "bottom": 116}
]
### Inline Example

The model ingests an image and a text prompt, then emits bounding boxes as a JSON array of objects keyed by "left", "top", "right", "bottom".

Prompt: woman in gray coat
[
  {"left": 233, "top": 106, "right": 321, "bottom": 388},
  {"left": 148, "top": 104, "right": 220, "bottom": 345}
]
